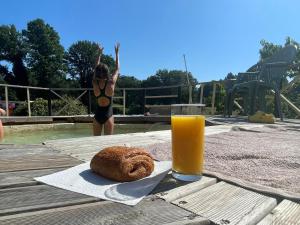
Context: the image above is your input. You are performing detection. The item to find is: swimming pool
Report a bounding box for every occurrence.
[2,123,171,145]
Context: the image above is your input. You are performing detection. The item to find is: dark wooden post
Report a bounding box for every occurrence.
[48,89,52,116]
[88,90,91,115]
[143,89,147,114]
[177,86,181,104]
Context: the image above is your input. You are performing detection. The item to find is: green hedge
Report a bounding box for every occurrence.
[14,96,87,116]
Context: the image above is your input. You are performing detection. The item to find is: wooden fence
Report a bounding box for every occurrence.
[0,82,234,117]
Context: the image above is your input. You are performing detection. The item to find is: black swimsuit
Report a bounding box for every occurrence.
[94,80,113,124]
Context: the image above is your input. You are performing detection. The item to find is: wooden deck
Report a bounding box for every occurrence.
[0,123,300,224]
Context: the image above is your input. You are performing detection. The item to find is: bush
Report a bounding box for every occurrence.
[14,96,87,116]
[52,95,87,115]
[31,98,48,116]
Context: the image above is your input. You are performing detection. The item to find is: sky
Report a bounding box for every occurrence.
[1,0,300,82]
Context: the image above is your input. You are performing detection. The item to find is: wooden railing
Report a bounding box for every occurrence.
[0,82,226,117]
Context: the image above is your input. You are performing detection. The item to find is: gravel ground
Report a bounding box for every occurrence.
[144,123,300,194]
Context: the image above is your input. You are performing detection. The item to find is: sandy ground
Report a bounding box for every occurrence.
[144,123,300,194]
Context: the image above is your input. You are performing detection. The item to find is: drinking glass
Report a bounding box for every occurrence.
[171,104,205,181]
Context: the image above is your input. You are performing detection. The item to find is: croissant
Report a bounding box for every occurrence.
[90,146,154,182]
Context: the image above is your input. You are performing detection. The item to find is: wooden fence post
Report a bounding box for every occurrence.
[177,86,181,104]
[143,89,146,114]
[123,89,126,115]
[188,85,193,104]
[48,89,52,116]
[27,88,31,117]
[211,83,216,115]
[88,90,91,115]
[200,84,205,104]
[5,86,9,117]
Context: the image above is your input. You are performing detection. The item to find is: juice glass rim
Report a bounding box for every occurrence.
[171,115,205,118]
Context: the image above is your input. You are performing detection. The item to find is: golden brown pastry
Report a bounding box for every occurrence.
[90,146,154,182]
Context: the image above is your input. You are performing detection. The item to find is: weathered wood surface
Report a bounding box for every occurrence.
[1,122,300,225]
[0,185,98,216]
[0,145,81,173]
[0,116,53,125]
[257,199,300,225]
[172,182,277,225]
[45,124,264,162]
[204,170,300,203]
[0,199,202,225]
[0,168,69,189]
[156,176,217,202]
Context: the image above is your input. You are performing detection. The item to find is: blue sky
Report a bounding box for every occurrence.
[1,0,300,82]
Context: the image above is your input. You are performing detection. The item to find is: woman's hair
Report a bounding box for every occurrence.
[95,63,110,79]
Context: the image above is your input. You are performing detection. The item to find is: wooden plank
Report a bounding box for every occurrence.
[0,154,81,172]
[123,89,126,115]
[164,217,210,225]
[145,104,171,108]
[0,168,70,189]
[204,170,300,203]
[145,95,178,99]
[0,185,98,216]
[0,198,200,225]
[200,84,205,104]
[257,200,300,225]
[44,125,264,162]
[172,182,277,225]
[5,86,8,118]
[155,176,217,202]
[211,83,216,115]
[0,145,81,172]
[27,88,31,117]
[0,116,53,124]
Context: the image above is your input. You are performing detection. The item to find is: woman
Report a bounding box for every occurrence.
[92,43,120,135]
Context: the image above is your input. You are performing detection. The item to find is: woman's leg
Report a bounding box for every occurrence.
[93,118,103,136]
[104,116,114,135]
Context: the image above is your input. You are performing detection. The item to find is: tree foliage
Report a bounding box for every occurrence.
[66,40,115,88]
[23,19,67,88]
[142,69,197,87]
[0,25,29,86]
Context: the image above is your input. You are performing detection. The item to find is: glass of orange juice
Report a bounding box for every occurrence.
[171,104,205,181]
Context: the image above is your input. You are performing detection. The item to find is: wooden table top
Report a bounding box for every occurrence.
[1,123,300,225]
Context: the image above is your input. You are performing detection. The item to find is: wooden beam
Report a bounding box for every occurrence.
[188,85,193,104]
[145,105,171,108]
[271,90,300,116]
[172,182,277,225]
[0,83,49,90]
[211,83,216,115]
[5,86,9,117]
[27,88,31,117]
[112,96,124,99]
[55,90,87,116]
[123,89,126,115]
[145,95,178,99]
[200,84,205,104]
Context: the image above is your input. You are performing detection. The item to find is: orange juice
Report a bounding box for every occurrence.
[171,115,205,175]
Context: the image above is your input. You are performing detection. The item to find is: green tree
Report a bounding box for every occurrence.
[142,69,198,104]
[0,25,29,86]
[114,75,143,114]
[142,69,197,87]
[258,38,300,118]
[116,75,141,88]
[23,19,67,88]
[259,40,282,61]
[225,72,236,80]
[66,40,115,88]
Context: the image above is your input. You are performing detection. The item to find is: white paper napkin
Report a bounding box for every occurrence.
[35,161,171,205]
